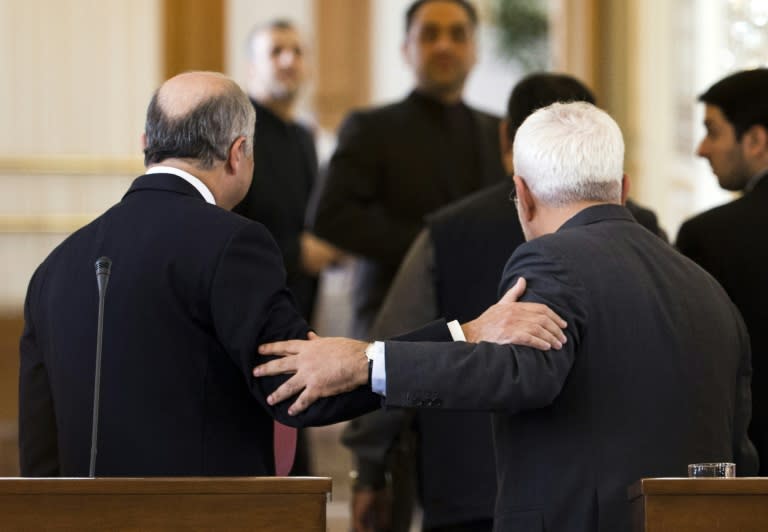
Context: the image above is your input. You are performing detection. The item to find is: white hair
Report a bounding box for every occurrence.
[512,101,624,206]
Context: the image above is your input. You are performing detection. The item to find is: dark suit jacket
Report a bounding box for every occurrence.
[677,174,768,474]
[315,91,506,336]
[234,101,319,320]
[19,173,379,477]
[384,205,757,532]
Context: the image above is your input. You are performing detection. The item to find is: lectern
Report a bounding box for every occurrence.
[630,477,768,532]
[0,476,331,531]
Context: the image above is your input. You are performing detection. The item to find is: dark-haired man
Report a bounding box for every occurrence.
[18,71,379,477]
[314,0,506,339]
[676,67,768,473]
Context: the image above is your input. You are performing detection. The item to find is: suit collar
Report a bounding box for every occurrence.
[123,172,209,203]
[558,204,636,232]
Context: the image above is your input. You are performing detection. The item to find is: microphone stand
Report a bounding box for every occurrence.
[90,257,112,478]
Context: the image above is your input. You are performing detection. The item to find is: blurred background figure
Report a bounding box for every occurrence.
[236,19,342,324]
[236,19,343,477]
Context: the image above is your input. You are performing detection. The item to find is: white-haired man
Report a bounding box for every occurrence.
[255,102,757,531]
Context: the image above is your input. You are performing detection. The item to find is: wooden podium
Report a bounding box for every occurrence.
[630,478,768,531]
[0,476,331,531]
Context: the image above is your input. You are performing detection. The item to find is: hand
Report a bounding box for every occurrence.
[300,232,345,275]
[462,277,568,349]
[254,333,369,415]
[351,487,392,532]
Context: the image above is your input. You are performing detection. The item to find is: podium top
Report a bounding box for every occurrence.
[629,477,768,500]
[0,476,332,495]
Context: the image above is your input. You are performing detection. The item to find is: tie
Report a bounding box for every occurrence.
[273,421,297,476]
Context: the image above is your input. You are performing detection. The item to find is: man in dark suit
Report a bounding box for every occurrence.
[341,73,668,532]
[314,0,506,339]
[257,101,757,531]
[18,71,379,477]
[676,68,768,474]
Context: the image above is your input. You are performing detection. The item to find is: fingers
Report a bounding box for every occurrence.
[499,277,526,303]
[307,330,320,340]
[265,374,305,406]
[286,388,317,416]
[253,356,299,377]
[258,339,306,356]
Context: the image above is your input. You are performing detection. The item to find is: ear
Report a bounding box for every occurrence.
[227,136,249,174]
[744,124,768,155]
[401,39,412,69]
[621,173,631,205]
[140,133,147,150]
[513,175,535,222]
[499,119,513,175]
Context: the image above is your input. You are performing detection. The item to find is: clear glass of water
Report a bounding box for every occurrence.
[688,462,736,478]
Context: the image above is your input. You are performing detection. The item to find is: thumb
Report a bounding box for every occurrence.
[500,277,526,303]
[307,331,322,340]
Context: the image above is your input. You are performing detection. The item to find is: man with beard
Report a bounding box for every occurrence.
[314,0,506,339]
[235,20,341,323]
[677,68,768,474]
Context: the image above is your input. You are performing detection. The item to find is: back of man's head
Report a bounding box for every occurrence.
[506,73,596,143]
[699,68,768,139]
[144,71,256,169]
[514,101,624,206]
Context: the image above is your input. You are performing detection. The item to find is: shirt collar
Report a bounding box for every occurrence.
[146,166,216,205]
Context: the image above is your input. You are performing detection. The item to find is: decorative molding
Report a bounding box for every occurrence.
[0,156,144,176]
[0,215,98,234]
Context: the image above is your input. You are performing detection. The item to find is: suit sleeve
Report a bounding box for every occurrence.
[314,112,421,266]
[210,222,380,427]
[383,244,587,413]
[18,267,60,476]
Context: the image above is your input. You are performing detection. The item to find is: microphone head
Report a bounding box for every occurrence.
[95,256,112,276]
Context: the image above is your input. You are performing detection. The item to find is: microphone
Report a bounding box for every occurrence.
[90,256,112,478]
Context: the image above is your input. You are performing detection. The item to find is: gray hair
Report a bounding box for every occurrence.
[143,74,255,169]
[513,101,624,206]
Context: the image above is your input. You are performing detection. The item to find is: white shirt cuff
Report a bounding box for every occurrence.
[447,319,466,341]
[368,341,387,396]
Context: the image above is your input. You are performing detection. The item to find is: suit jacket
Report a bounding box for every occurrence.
[342,186,668,529]
[384,204,757,532]
[315,91,506,336]
[234,100,319,320]
[677,174,768,474]
[19,173,379,477]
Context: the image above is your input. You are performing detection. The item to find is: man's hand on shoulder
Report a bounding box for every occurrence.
[462,277,568,349]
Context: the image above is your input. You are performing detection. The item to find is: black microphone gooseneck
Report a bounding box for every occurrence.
[90,256,112,478]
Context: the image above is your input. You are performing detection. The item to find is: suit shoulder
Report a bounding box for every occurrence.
[679,197,746,234]
[428,182,512,225]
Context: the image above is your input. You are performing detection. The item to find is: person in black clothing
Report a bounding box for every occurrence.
[314,0,507,340]
[235,20,341,322]
[235,20,342,477]
[677,68,768,474]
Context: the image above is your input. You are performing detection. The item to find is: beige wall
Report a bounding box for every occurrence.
[0,0,159,311]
